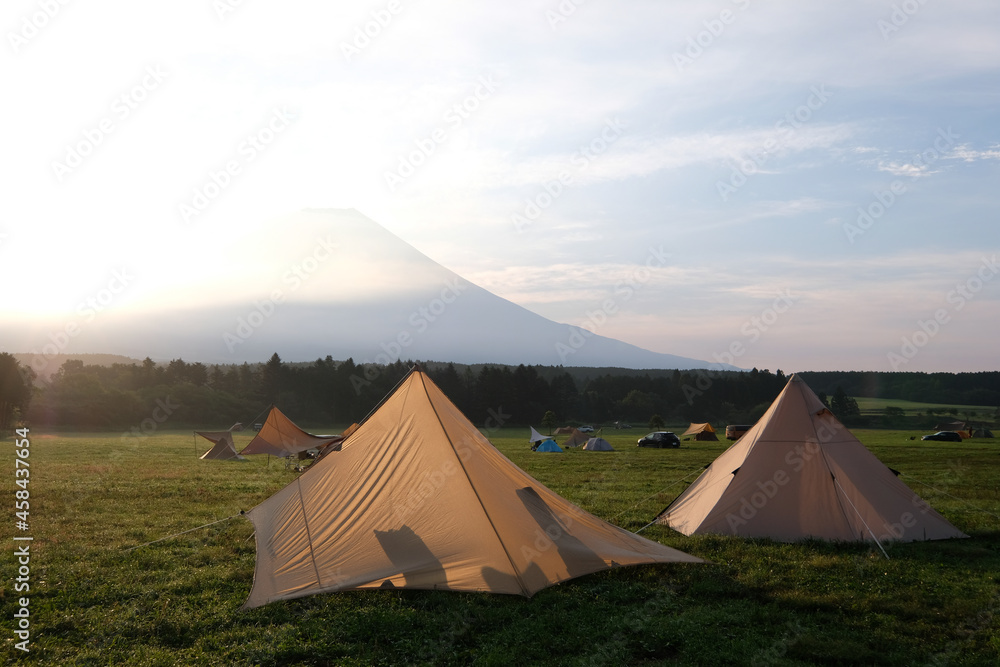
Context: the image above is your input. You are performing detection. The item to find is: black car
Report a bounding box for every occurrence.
[921,431,963,442]
[638,431,680,448]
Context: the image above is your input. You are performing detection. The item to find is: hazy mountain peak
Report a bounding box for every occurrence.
[4,209,731,370]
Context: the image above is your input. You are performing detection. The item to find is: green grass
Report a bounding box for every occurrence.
[852,397,996,418]
[3,428,999,665]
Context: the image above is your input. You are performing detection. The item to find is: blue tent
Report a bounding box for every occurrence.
[535,439,563,452]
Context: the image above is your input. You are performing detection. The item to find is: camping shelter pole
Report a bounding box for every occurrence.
[833,478,890,559]
[634,521,656,534]
[353,364,416,430]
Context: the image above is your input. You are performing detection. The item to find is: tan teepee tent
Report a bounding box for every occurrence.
[239,405,342,457]
[656,375,967,544]
[242,367,700,609]
[681,423,718,441]
[196,431,245,461]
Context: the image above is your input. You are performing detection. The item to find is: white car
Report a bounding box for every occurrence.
[578,426,594,433]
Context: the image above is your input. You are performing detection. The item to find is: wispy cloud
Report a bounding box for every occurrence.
[948,143,1000,162]
[877,160,939,178]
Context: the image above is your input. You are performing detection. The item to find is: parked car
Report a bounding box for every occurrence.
[921,431,963,442]
[578,426,594,433]
[725,424,751,440]
[638,431,680,448]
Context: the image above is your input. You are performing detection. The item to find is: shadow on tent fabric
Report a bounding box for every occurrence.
[373,525,447,589]
[516,486,606,578]
[480,560,546,595]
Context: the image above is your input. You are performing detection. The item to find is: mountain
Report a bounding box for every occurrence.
[4,209,731,370]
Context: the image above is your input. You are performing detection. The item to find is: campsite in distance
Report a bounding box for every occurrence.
[3,353,999,665]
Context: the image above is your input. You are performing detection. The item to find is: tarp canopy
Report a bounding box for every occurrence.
[529,426,546,443]
[314,423,360,463]
[681,423,718,440]
[196,431,245,461]
[535,439,563,452]
[562,429,590,448]
[655,375,967,544]
[242,367,700,609]
[582,437,614,451]
[239,406,343,457]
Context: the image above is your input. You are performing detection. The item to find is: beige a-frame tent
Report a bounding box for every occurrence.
[242,367,700,609]
[196,431,245,461]
[656,375,967,544]
[562,428,590,448]
[239,405,343,457]
[681,423,718,441]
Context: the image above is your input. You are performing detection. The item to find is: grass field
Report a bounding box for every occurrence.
[3,427,999,666]
[852,397,997,418]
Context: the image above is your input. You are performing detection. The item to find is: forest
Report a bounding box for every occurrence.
[1,352,998,433]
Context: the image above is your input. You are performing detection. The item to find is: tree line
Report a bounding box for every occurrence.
[1,352,997,433]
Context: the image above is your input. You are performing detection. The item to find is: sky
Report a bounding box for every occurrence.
[2,0,998,373]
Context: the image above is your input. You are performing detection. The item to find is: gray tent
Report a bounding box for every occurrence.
[582,437,614,451]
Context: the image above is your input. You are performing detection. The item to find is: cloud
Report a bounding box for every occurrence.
[947,144,1000,162]
[877,161,938,178]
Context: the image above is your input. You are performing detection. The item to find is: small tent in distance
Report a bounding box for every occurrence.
[535,439,563,452]
[239,405,343,458]
[562,429,590,448]
[241,366,700,609]
[582,437,614,451]
[196,431,245,461]
[655,375,967,545]
[681,423,718,441]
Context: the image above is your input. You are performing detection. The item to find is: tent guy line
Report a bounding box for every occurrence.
[123,514,241,554]
[615,465,708,529]
[900,474,1000,523]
